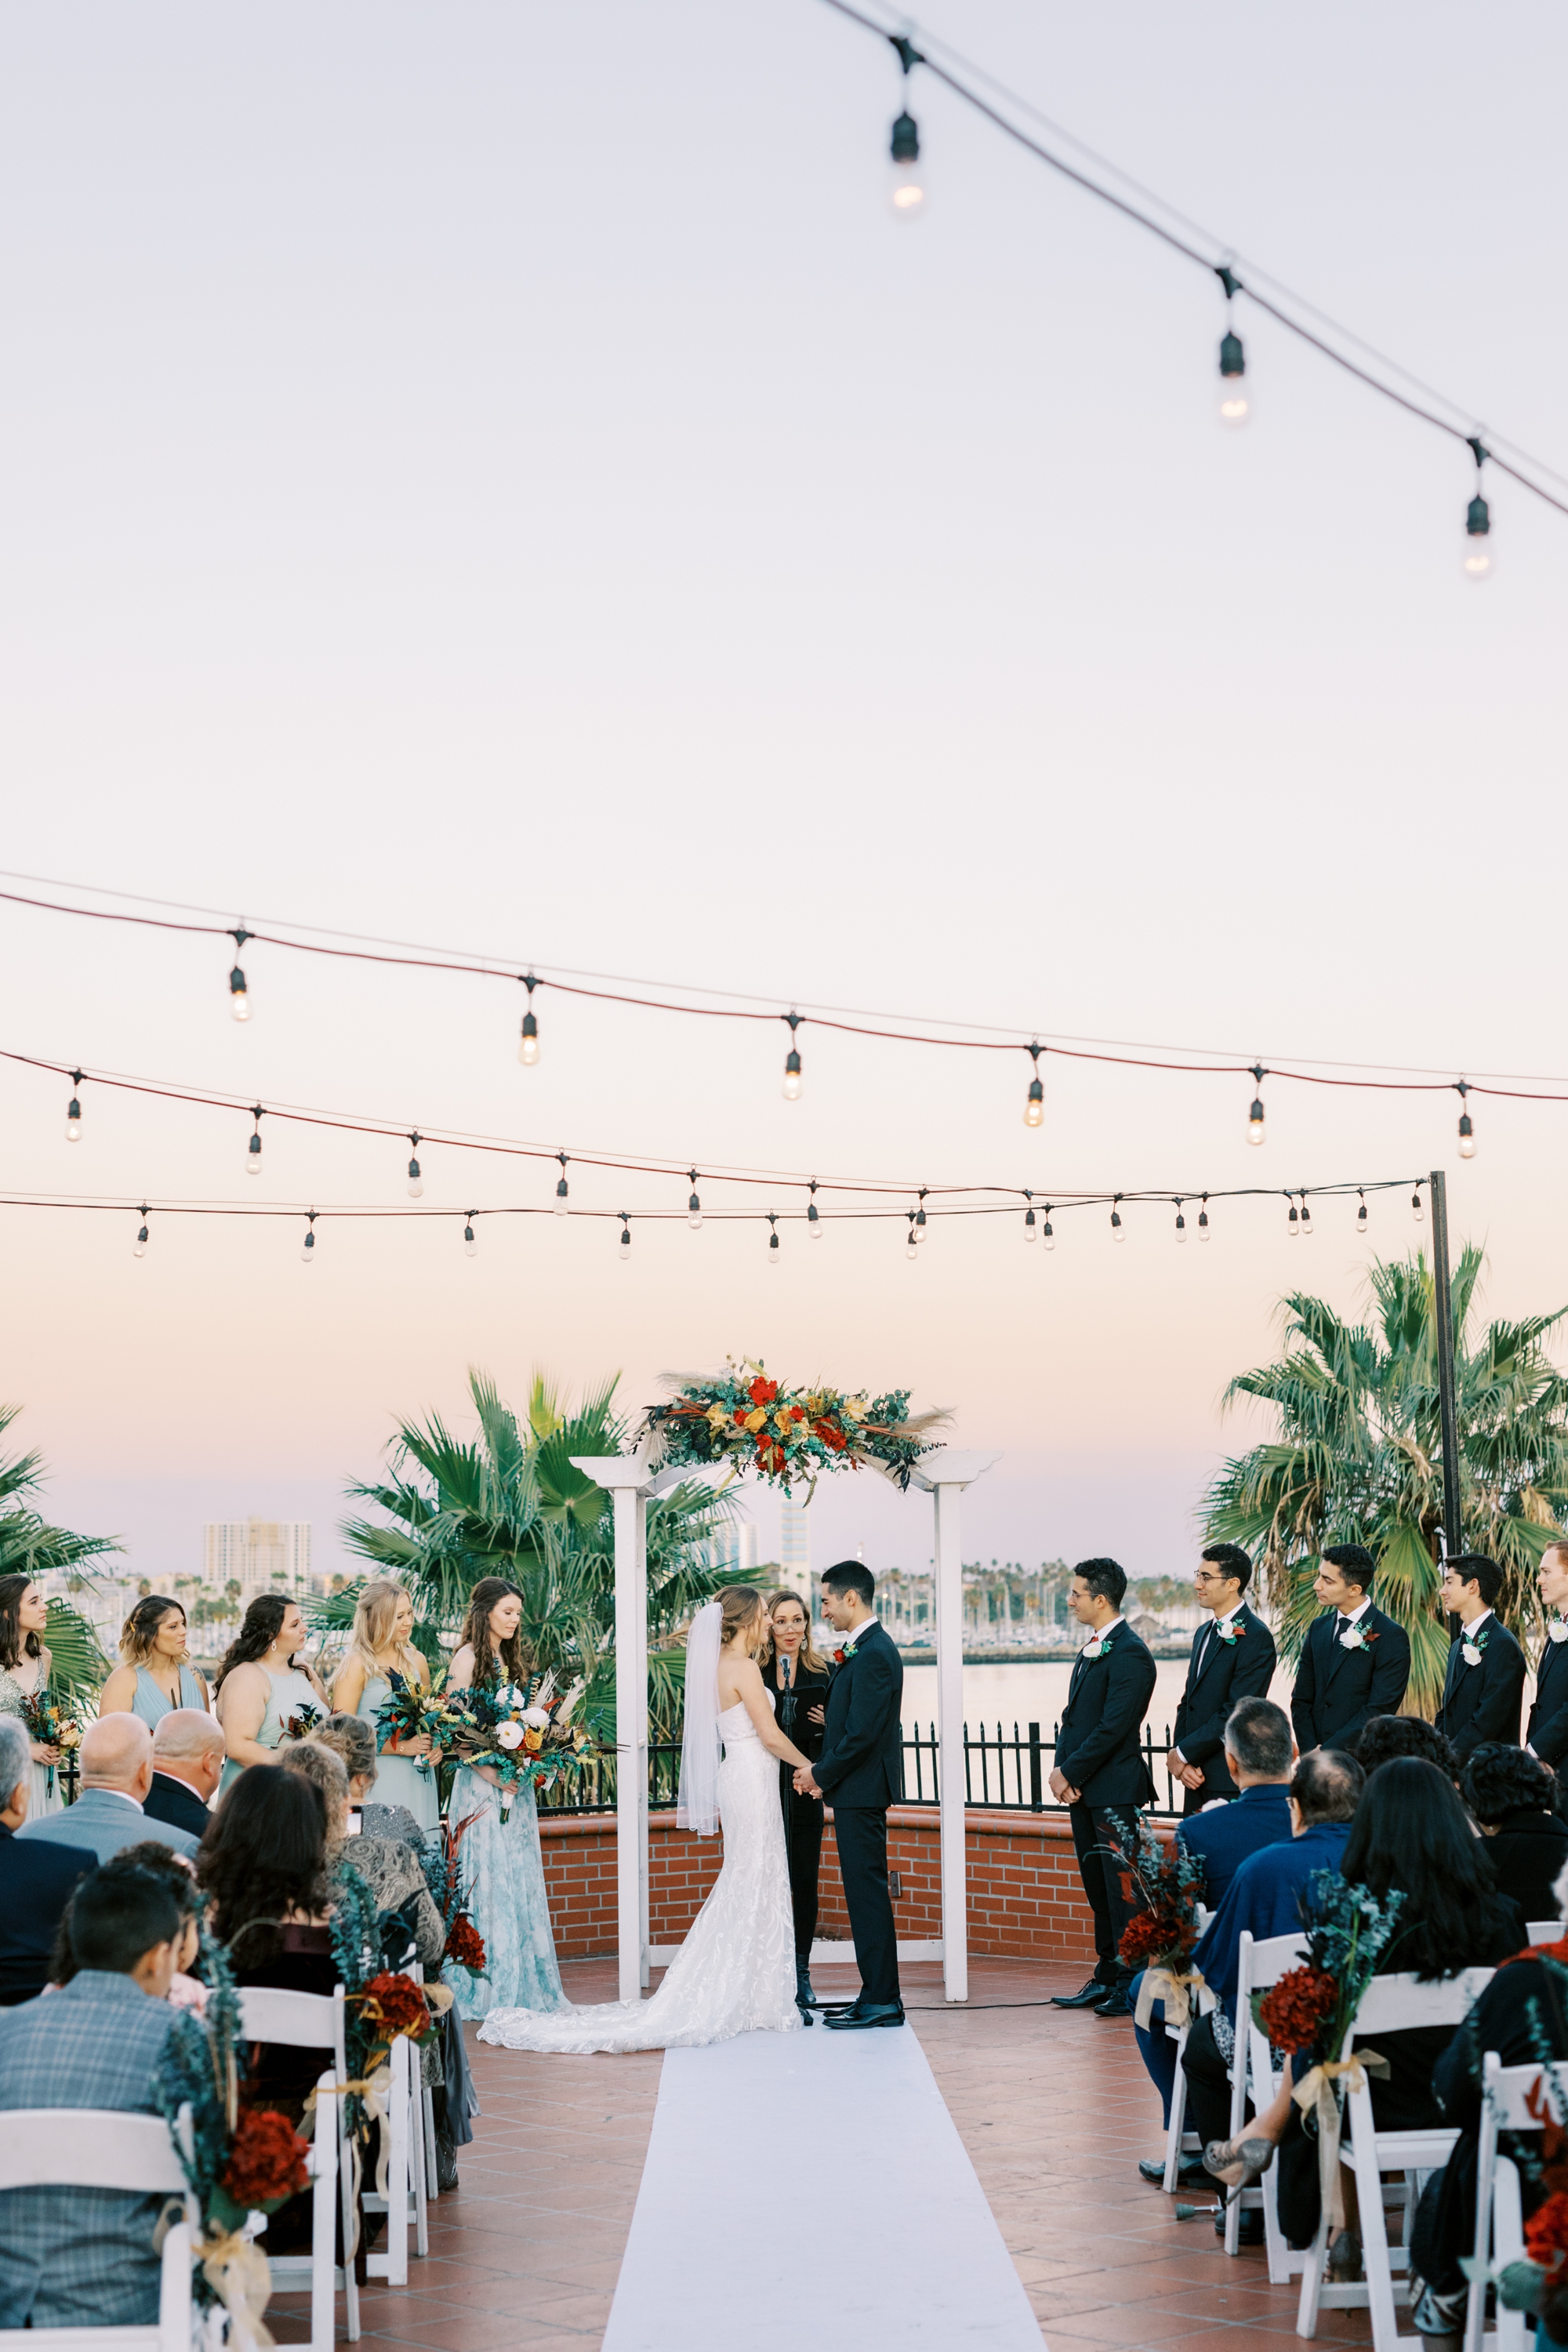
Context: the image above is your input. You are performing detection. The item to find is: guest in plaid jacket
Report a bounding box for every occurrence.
[0,1866,183,2328]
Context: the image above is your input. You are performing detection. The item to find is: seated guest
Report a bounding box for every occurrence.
[1352,1712,1461,1783]
[279,1735,444,1973]
[16,1714,199,1863]
[198,1765,338,2258]
[0,1715,87,2005]
[314,1709,426,1849]
[1460,1741,1568,1923]
[50,1843,205,2012]
[1203,1759,1522,2281]
[143,1708,225,1839]
[1133,1696,1297,2190]
[1433,1554,1526,1762]
[1175,1748,1363,2229]
[0,1866,183,2328]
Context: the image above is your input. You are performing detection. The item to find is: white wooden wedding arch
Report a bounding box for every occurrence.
[571,1446,998,2006]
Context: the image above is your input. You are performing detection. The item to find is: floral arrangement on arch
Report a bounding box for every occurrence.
[639,1359,949,1494]
[1105,1818,1207,2028]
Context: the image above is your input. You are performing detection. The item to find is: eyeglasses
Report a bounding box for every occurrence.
[1192,1572,1235,1587]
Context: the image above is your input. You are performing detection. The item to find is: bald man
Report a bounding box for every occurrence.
[143,1710,223,1842]
[17,1715,199,1862]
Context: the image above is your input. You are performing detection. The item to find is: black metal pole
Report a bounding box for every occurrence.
[1430,1167,1463,1563]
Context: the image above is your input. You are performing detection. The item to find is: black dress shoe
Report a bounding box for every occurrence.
[1050,1976,1116,2009]
[1214,2206,1265,2245]
[824,2001,905,2031]
[1092,1983,1136,2017]
[1138,2157,1210,2189]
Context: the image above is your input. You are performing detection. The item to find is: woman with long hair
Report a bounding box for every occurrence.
[212,1593,328,1795]
[1204,1757,1522,2275]
[479,1584,811,2055]
[760,1588,835,2014]
[100,1595,209,1728]
[328,1578,439,1832]
[0,1573,64,1820]
[442,1577,567,2021]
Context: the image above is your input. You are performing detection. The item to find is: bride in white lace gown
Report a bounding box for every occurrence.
[477,1586,811,2056]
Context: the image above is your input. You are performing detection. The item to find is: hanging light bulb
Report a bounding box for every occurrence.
[1247,1065,1267,1146]
[1287,1196,1299,1237]
[1174,1202,1186,1243]
[1463,438,1492,581]
[767,1214,781,1265]
[1300,1192,1313,1237]
[65,1071,83,1142]
[1042,1205,1055,1251]
[554,1152,570,1215]
[619,1214,632,1265]
[1357,1190,1370,1238]
[464,1217,477,1258]
[1110,1198,1125,1243]
[301,1212,317,1265]
[133,1207,149,1258]
[1023,1196,1036,1242]
[1198,1196,1210,1240]
[808,1181,822,1240]
[782,1012,803,1101]
[889,108,924,215]
[906,1214,920,1261]
[1215,268,1249,426]
[228,927,252,1022]
[517,973,540,1065]
[1024,1045,1044,1128]
[406,1133,423,1199]
[1412,1186,1425,1224]
[688,1171,702,1231]
[246,1107,264,1177]
[1456,1081,1476,1158]
[915,1192,928,1241]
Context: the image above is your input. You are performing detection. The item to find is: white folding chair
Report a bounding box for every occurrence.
[1464,2050,1568,2352]
[1158,1902,1213,2193]
[1297,1965,1495,2350]
[361,2030,416,2285]
[1526,1922,1563,1945]
[238,1982,360,2347]
[0,2106,198,2350]
[1222,1929,1310,2278]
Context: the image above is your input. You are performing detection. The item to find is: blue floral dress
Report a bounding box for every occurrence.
[444,1744,568,2022]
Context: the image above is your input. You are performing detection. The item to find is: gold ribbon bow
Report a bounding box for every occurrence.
[304,2063,394,2199]
[198,2225,277,2352]
[1134,1965,1204,2032]
[1291,2049,1388,2229]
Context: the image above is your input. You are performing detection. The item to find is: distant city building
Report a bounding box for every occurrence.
[709,1523,759,1577]
[779,1497,811,1603]
[205,1519,312,1596]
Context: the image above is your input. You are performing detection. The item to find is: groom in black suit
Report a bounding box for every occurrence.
[1048,1559,1158,2018]
[796,1561,905,2031]
[1167,1543,1278,1813]
[1290,1544,1411,1753]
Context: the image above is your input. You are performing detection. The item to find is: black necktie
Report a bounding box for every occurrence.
[1192,1622,1213,1681]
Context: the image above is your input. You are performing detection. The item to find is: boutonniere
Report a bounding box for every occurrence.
[833,1645,854,1665]
[1081,1632,1115,1661]
[1338,1624,1377,1651]
[1215,1620,1244,1646]
[1461,1628,1490,1668]
[1549,1621,1568,1645]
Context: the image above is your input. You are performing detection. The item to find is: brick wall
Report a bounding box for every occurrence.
[539,1807,1173,1966]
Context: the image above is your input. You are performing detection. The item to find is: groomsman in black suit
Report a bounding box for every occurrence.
[1167,1544,1279,1814]
[1527,1541,1568,1809]
[1433,1554,1526,1762]
[1048,1559,1158,2019]
[1290,1544,1411,1754]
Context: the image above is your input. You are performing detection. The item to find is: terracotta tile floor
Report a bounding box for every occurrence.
[269,1953,1376,2350]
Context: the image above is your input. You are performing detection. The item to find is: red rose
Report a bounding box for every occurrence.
[1258,1965,1339,2056]
[733,1409,750,1428]
[223,2108,311,2208]
[749,1377,779,1406]
[1526,2190,1568,2270]
[833,1648,846,1664]
[445,1913,488,1972]
[352,1970,434,2042]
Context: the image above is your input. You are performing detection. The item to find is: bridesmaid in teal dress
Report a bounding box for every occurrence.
[213,1594,330,1797]
[99,1595,210,1730]
[444,1577,567,2022]
[329,1577,441,1835]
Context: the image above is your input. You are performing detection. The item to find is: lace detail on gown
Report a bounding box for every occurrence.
[477,1698,801,2054]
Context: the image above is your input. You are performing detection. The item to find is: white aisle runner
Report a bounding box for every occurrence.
[601,2024,1044,2351]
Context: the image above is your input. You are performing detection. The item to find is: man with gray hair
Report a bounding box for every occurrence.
[16,1715,198,1863]
[143,1708,223,1842]
[0,1715,89,2004]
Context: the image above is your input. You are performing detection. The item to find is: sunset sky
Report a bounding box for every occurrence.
[2,1,1564,1589]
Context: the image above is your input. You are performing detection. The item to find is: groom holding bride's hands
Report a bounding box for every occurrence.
[793,1561,906,2031]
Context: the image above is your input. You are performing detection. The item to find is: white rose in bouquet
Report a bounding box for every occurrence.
[495,1720,525,1750]
[522,1706,552,1728]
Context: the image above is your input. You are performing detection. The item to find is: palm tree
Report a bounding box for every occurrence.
[0,1406,117,1704]
[335,1369,746,1734]
[1200,1248,1568,1715]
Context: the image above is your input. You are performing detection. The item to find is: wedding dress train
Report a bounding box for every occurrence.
[476,1697,801,2055]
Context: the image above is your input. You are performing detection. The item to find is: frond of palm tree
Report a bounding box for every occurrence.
[1202,1246,1568,1716]
[0,1405,120,1593]
[338,1368,747,1739]
[45,1599,111,1709]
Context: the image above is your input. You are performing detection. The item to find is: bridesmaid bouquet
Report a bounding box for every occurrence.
[374,1671,446,1773]
[281,1700,324,1741]
[20,1690,83,1796]
[444,1671,597,1817]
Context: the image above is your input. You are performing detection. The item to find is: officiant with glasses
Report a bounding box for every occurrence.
[761,1588,835,2016]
